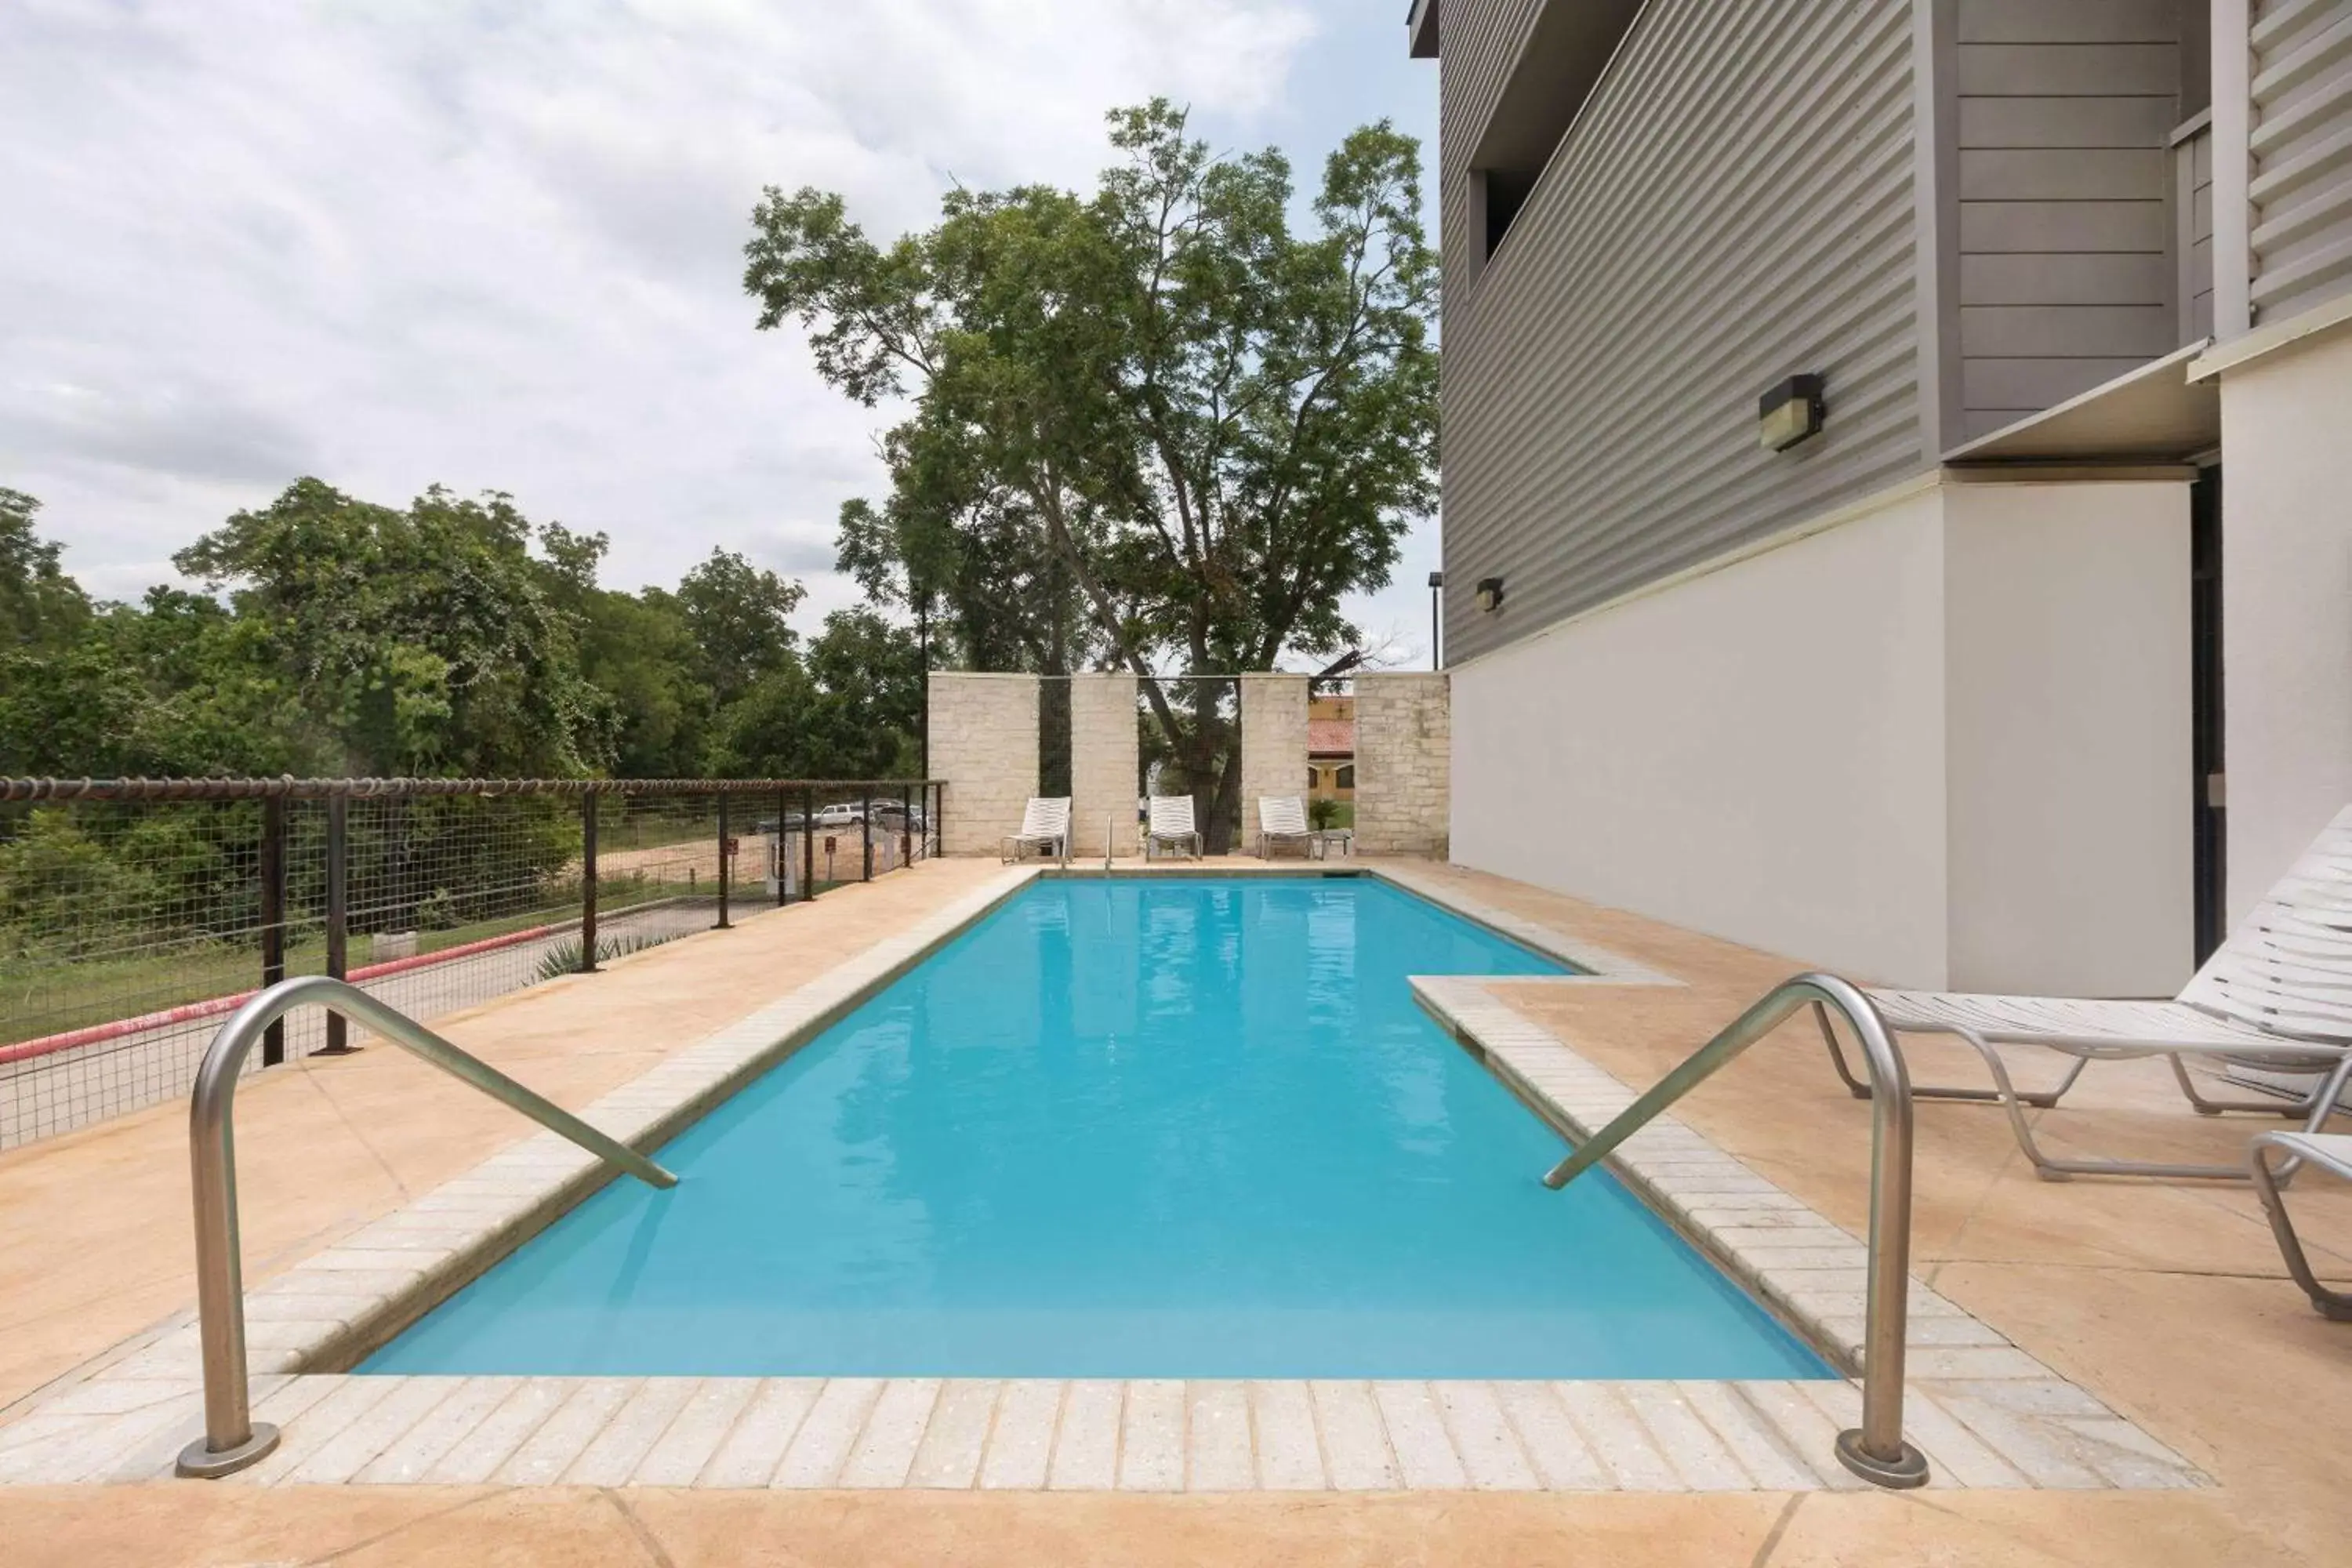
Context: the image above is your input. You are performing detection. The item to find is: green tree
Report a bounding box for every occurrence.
[532,524,707,779]
[0,481,929,791]
[1,488,90,651]
[175,479,607,776]
[746,100,1437,844]
[670,547,806,709]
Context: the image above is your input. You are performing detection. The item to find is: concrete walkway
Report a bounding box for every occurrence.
[4,857,2352,1564]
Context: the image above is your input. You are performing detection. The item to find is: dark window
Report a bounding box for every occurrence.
[1482,169,1538,258]
[1337,764,1356,790]
[1307,765,1320,788]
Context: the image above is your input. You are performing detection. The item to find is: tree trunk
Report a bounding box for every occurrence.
[1204,729,1243,856]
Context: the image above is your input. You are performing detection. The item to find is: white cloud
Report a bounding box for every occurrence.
[1,0,1444,662]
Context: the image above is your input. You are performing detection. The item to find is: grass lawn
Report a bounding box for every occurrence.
[2,869,877,1048]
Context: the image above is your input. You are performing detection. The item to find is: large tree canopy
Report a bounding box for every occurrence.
[174,479,606,776]
[0,481,916,785]
[2,488,89,652]
[746,100,1437,842]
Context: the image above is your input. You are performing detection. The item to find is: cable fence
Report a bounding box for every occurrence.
[0,776,942,1150]
[1138,675,1243,853]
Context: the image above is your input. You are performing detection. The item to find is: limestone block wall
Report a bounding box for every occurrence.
[928,673,1040,855]
[1069,673,1139,859]
[1354,673,1450,856]
[1237,674,1309,835]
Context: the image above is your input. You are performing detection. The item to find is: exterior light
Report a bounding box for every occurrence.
[1759,373,1825,452]
[1475,575,1505,613]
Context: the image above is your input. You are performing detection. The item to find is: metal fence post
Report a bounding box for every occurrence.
[715,792,731,930]
[319,794,352,1054]
[786,789,804,912]
[901,784,913,866]
[935,782,946,858]
[259,797,286,1066]
[862,789,873,881]
[802,786,815,898]
[579,793,599,973]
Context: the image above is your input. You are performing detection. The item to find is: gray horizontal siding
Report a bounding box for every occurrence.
[1439,0,1547,296]
[2249,0,2352,322]
[1961,250,2172,303]
[1439,0,1920,665]
[1443,0,1546,154]
[1958,200,2169,250]
[1954,0,2182,439]
[1956,94,2181,146]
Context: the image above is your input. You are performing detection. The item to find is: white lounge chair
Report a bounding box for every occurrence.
[1144,795,1203,861]
[1000,797,1071,866]
[1817,804,2352,1181]
[2250,1131,2352,1319]
[1256,796,1312,858]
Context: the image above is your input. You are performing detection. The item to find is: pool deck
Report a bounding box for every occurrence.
[4,855,2351,1563]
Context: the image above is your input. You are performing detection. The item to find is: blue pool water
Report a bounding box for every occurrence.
[365,877,1828,1379]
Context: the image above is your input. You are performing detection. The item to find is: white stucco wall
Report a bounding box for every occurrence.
[1451,484,1954,985]
[1450,474,2194,992]
[1943,481,2193,996]
[2218,326,2352,924]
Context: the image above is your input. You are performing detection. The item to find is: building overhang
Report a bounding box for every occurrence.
[1943,343,2221,469]
[1470,0,1646,172]
[1408,0,1438,59]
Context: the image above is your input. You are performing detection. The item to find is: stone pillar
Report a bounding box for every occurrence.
[1069,672,1139,861]
[1354,673,1450,857]
[927,673,1040,855]
[1237,673,1311,847]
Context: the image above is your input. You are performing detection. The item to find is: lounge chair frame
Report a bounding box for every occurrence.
[1000,797,1072,866]
[1817,805,2352,1181]
[2250,1131,2352,1319]
[1144,796,1203,861]
[1254,796,1313,858]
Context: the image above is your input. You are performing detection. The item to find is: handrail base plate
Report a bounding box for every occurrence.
[176,1421,280,1479]
[1835,1428,1929,1490]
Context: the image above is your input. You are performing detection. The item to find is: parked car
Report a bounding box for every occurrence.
[753,811,808,835]
[809,800,928,830]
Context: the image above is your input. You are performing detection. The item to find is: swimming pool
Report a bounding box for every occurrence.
[363,876,1828,1380]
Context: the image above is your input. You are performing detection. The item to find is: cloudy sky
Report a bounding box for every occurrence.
[1,1,1441,666]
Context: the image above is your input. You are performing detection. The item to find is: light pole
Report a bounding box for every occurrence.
[914,580,931,782]
[1427,570,1444,669]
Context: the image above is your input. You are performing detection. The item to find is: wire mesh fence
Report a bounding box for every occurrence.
[0,776,942,1150]
[1138,675,1243,853]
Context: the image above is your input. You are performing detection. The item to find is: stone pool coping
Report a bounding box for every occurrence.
[0,862,2205,1493]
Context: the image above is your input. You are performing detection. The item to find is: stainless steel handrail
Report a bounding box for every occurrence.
[1540,971,1930,1489]
[174,975,677,1479]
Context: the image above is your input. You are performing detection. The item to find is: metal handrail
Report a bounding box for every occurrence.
[174,976,677,1479]
[1540,971,1930,1489]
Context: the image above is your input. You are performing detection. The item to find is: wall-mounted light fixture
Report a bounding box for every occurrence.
[1475,575,1506,613]
[1759,373,1826,452]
